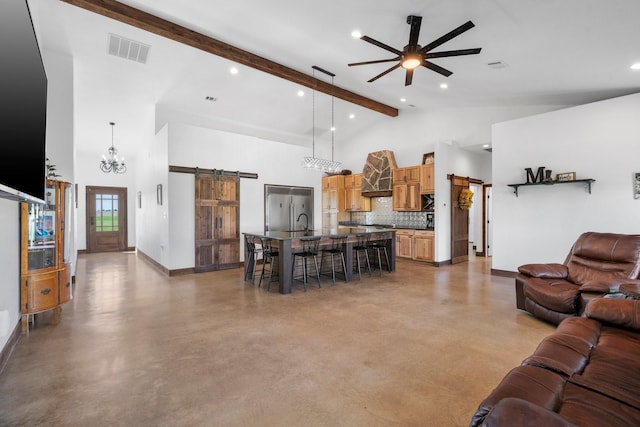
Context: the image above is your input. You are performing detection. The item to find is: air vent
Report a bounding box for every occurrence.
[107,33,150,64]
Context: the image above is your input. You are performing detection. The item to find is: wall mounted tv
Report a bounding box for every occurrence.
[0,0,47,204]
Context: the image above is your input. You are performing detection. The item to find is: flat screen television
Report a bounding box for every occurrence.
[0,0,47,203]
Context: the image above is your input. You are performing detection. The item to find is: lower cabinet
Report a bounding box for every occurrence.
[413,231,435,262]
[395,230,415,259]
[395,229,435,263]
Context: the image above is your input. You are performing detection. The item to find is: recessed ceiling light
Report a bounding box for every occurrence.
[483,144,490,148]
[440,83,448,89]
[400,98,406,102]
[297,90,305,97]
[351,30,362,38]
[349,113,355,119]
[631,62,640,70]
[331,126,336,132]
[230,67,239,75]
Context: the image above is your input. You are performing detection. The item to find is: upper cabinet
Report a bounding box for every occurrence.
[420,164,434,194]
[392,167,421,211]
[321,175,345,212]
[344,173,371,212]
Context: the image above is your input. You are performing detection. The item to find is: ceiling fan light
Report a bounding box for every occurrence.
[401,54,422,70]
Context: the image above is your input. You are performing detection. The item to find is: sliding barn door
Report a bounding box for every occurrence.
[194,171,240,272]
[450,175,470,264]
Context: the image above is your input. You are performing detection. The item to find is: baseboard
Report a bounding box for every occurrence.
[136,249,170,275]
[136,249,197,276]
[0,319,21,376]
[475,251,486,257]
[432,259,450,267]
[491,268,517,278]
[77,249,87,254]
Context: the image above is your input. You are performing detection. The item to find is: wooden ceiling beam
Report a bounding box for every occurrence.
[61,0,399,117]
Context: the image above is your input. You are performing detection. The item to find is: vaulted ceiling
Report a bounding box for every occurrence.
[30,0,640,157]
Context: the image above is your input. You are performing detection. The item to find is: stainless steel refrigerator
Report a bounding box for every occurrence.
[264,185,313,232]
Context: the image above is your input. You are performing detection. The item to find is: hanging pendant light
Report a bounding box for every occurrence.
[100,122,127,174]
[302,66,342,173]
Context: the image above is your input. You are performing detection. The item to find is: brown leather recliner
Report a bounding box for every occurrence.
[515,232,640,324]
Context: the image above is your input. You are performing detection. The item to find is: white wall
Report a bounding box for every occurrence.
[136,122,323,270]
[0,201,20,351]
[492,92,640,272]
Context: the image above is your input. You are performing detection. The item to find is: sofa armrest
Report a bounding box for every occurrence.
[579,278,640,293]
[478,397,578,427]
[584,298,640,330]
[518,263,568,279]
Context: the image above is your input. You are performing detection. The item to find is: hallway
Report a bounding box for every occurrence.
[0,253,553,426]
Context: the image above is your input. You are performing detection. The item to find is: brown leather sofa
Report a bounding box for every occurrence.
[515,232,640,324]
[470,297,640,427]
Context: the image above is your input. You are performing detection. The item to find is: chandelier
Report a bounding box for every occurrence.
[100,122,127,174]
[302,66,342,173]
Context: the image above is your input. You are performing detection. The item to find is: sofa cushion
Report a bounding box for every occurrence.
[523,317,600,376]
[559,382,640,427]
[479,398,578,427]
[569,324,640,411]
[566,232,640,286]
[469,365,567,427]
[523,278,580,314]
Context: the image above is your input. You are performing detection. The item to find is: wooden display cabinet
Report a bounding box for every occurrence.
[20,180,73,333]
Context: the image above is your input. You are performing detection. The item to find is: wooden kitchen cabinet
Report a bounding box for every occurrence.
[344,173,371,212]
[420,164,435,194]
[393,167,422,211]
[20,180,73,333]
[413,230,435,262]
[322,175,347,229]
[395,229,415,259]
[394,166,420,183]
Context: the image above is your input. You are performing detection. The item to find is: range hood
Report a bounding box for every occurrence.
[361,150,398,197]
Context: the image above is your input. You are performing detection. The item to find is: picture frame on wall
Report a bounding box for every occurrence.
[634,173,640,199]
[556,172,576,182]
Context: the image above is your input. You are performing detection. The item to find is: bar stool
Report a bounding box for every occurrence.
[369,232,391,275]
[292,236,322,291]
[353,233,372,280]
[243,235,263,283]
[320,235,348,285]
[259,237,279,290]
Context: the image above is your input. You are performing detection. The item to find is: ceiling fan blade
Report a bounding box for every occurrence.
[422,61,453,77]
[421,21,476,53]
[425,48,482,58]
[407,15,422,48]
[360,36,403,56]
[405,69,414,86]
[348,57,400,67]
[367,63,401,82]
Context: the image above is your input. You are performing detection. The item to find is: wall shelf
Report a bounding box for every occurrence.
[508,179,595,197]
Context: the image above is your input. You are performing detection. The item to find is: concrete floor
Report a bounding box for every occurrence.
[0,252,554,427]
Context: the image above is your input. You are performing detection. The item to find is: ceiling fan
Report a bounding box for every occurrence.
[348,15,481,86]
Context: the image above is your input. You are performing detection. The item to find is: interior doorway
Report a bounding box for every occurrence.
[448,174,483,264]
[86,186,128,252]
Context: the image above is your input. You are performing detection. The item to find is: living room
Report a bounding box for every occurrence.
[1,1,640,425]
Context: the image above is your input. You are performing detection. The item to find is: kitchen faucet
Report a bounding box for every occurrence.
[296,212,309,231]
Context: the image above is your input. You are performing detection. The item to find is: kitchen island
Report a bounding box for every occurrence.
[243,228,396,294]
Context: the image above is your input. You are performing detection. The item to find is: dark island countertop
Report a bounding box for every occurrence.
[243,227,395,241]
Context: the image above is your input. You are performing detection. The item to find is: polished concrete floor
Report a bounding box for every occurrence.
[0,252,554,427]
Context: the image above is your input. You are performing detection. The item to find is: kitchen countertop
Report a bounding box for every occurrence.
[244,227,396,240]
[338,222,434,231]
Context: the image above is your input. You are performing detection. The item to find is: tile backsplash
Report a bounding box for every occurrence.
[349,196,434,228]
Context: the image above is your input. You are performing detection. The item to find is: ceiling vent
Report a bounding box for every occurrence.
[107,33,150,64]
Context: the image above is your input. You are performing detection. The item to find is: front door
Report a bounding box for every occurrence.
[86,186,128,252]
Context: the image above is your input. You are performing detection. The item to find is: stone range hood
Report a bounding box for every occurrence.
[361,150,398,197]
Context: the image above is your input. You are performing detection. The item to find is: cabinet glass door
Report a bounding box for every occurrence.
[27,182,57,270]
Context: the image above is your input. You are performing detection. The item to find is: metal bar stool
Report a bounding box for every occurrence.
[291,236,322,291]
[259,237,279,290]
[353,233,372,280]
[369,232,391,275]
[320,235,348,285]
[243,235,263,283]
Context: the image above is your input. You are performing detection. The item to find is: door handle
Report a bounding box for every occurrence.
[90,216,95,226]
